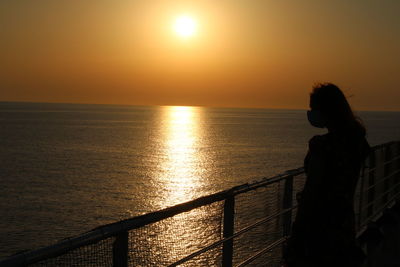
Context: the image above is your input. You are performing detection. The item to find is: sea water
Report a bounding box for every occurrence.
[0,102,399,259]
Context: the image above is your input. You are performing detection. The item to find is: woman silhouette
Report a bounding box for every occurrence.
[284,83,370,267]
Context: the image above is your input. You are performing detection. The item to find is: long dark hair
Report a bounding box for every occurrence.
[310,83,366,136]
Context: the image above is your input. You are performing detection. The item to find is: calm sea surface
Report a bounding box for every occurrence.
[0,102,399,259]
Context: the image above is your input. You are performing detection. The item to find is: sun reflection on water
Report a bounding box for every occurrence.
[145,107,222,265]
[161,106,203,206]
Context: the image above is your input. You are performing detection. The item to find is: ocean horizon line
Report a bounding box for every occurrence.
[1,100,399,113]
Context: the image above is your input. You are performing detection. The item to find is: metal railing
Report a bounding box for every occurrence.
[356,141,400,232]
[1,141,399,267]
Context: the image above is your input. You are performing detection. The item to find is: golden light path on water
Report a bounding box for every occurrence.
[143,106,222,265]
[161,106,203,205]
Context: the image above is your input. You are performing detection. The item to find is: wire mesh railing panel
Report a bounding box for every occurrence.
[355,141,400,229]
[242,243,282,267]
[292,172,306,200]
[291,172,306,223]
[233,221,282,267]
[182,244,223,267]
[127,201,223,266]
[29,236,115,267]
[232,183,283,266]
[354,155,373,230]
[385,142,400,202]
[235,183,282,229]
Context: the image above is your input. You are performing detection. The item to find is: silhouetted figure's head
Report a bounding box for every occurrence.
[309,83,365,136]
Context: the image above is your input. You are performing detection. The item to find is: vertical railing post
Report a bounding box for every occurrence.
[375,147,386,213]
[367,150,376,219]
[383,145,392,203]
[222,194,235,267]
[395,142,400,197]
[282,176,293,237]
[113,231,128,267]
[357,160,367,229]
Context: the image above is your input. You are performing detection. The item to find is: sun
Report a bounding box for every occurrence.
[173,15,197,38]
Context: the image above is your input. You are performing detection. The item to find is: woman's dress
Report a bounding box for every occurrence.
[285,131,370,267]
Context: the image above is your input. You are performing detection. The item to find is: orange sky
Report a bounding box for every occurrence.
[1,0,399,110]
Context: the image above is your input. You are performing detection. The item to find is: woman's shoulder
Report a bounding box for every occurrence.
[309,132,370,160]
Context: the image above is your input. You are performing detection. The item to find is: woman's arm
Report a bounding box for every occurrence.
[300,136,329,218]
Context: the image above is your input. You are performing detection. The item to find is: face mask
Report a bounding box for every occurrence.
[307,110,327,128]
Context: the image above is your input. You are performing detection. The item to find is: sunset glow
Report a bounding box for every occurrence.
[0,1,399,110]
[173,15,197,38]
